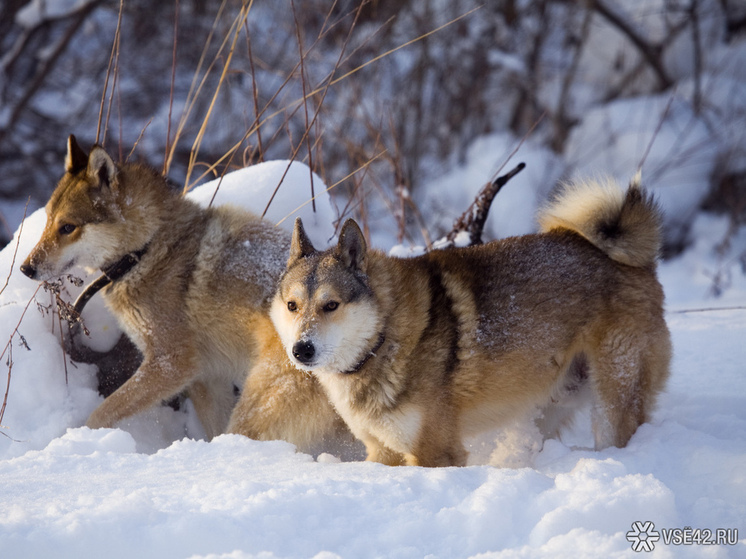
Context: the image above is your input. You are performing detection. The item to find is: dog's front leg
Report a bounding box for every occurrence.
[409,404,468,467]
[85,346,197,432]
[363,437,406,466]
[189,379,239,440]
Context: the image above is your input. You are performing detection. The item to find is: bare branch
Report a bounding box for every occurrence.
[97,0,124,146]
[552,3,593,152]
[0,0,104,144]
[274,150,388,228]
[593,0,673,90]
[260,0,368,218]
[0,284,42,426]
[0,198,29,298]
[164,0,231,177]
[636,92,676,174]
[184,1,254,191]
[668,306,746,314]
[163,0,181,175]
[291,0,316,212]
[446,163,526,247]
[245,23,264,163]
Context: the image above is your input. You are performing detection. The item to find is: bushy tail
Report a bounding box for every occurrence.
[537,176,663,268]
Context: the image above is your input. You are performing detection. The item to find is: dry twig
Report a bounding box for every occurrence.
[0,0,103,145]
[96,0,124,146]
[0,284,42,427]
[445,163,526,247]
[0,198,29,298]
[593,0,672,90]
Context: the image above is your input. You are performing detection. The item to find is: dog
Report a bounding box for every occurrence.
[20,135,346,447]
[270,178,672,467]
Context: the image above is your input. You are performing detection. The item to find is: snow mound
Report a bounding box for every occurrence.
[189,160,337,248]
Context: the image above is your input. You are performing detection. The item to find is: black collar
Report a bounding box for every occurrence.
[72,245,149,315]
[343,331,386,375]
[101,245,149,282]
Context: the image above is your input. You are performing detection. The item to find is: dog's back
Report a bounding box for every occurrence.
[417,177,670,453]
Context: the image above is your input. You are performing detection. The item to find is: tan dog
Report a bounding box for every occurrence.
[270,179,672,467]
[21,136,346,447]
[227,311,359,456]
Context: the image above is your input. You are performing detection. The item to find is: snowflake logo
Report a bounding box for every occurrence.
[626,521,660,552]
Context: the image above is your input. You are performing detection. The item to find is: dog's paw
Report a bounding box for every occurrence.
[85,408,112,430]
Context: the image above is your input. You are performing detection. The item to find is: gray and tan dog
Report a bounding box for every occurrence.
[271,178,672,467]
[21,136,345,447]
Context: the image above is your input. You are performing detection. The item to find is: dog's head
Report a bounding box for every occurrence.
[21,136,139,281]
[271,218,383,374]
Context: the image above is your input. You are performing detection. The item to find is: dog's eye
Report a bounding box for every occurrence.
[58,224,76,235]
[287,301,297,312]
[323,301,339,312]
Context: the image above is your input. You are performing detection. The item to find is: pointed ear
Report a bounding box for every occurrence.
[65,135,88,174]
[337,219,367,272]
[288,217,317,265]
[86,145,118,191]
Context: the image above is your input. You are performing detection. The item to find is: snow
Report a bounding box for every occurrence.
[1,152,745,558]
[15,0,98,29]
[187,160,337,248]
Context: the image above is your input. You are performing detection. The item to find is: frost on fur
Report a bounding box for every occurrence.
[537,177,663,268]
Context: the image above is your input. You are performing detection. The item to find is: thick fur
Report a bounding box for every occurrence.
[272,179,671,467]
[21,136,346,447]
[226,312,359,455]
[537,176,662,267]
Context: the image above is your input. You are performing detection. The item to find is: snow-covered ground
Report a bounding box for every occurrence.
[0,155,744,558]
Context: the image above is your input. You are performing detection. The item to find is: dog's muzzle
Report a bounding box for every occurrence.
[292,340,316,365]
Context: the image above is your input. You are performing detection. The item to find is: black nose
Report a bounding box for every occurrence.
[292,340,316,364]
[20,263,37,279]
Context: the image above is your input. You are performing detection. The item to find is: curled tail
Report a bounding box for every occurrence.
[537,176,663,268]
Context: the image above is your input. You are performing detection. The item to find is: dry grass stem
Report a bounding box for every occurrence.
[0,284,42,426]
[275,150,387,228]
[163,0,181,174]
[0,198,29,298]
[96,0,124,146]
[187,3,477,198]
[184,1,255,191]
[165,0,231,175]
